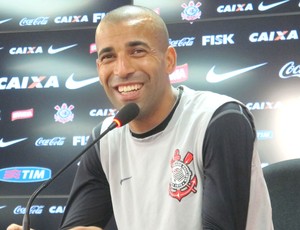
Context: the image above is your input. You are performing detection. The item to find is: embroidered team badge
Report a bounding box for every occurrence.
[169,149,198,201]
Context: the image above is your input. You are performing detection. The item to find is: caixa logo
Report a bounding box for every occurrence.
[0,167,51,183]
[49,206,66,214]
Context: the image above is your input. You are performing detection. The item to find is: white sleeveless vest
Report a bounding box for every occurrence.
[98,86,273,230]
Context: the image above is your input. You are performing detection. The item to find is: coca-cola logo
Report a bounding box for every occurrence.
[19,17,49,26]
[14,205,44,215]
[35,137,66,146]
[169,37,195,47]
[279,61,300,79]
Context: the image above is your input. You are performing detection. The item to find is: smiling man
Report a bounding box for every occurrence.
[95,6,177,135]
[8,5,273,230]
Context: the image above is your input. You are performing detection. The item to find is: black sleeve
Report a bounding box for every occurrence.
[59,136,113,229]
[202,102,255,230]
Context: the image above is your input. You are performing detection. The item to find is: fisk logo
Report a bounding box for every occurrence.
[0,167,51,183]
[93,13,106,23]
[73,136,89,146]
[249,30,298,42]
[202,34,234,46]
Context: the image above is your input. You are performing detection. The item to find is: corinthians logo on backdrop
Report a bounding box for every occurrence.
[169,149,197,201]
[181,1,202,23]
[54,103,75,124]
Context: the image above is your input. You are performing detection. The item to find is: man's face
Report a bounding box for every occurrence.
[95,18,175,118]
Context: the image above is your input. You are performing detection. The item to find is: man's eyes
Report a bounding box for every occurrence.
[99,48,147,62]
[131,48,147,56]
[99,54,115,62]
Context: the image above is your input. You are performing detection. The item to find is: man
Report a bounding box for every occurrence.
[8,5,273,230]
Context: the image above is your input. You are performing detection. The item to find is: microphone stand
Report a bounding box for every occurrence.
[22,124,115,230]
[22,102,139,230]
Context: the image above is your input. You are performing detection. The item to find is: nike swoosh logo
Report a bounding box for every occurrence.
[48,44,78,54]
[65,73,99,89]
[0,138,28,148]
[258,0,289,11]
[0,18,12,24]
[120,176,132,185]
[206,63,267,83]
[0,206,7,210]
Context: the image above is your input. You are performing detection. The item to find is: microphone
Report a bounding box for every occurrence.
[22,102,140,230]
[107,102,140,130]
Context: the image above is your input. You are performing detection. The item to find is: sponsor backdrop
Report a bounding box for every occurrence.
[0,0,299,229]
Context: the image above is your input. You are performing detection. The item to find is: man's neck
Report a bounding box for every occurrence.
[130,87,182,138]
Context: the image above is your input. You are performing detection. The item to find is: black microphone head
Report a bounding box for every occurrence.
[113,103,140,128]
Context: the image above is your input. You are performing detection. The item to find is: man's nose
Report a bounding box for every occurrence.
[113,55,135,78]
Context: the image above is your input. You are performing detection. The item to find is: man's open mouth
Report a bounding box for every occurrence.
[117,84,142,94]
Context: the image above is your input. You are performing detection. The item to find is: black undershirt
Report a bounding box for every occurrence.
[202,102,254,229]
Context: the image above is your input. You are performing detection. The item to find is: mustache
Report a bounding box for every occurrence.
[109,73,147,86]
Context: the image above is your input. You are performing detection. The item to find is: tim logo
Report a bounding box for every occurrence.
[0,167,51,183]
[257,130,273,140]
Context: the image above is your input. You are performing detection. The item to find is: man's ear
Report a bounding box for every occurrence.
[165,46,177,74]
[96,59,103,85]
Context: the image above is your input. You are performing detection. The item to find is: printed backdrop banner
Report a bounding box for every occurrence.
[0,0,299,229]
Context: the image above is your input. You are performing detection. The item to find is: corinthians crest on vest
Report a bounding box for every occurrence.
[169,149,198,201]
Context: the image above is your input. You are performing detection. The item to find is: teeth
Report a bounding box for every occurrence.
[118,84,142,93]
